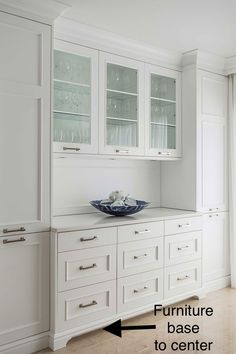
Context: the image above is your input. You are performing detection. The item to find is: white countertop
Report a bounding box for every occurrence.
[52,208,202,232]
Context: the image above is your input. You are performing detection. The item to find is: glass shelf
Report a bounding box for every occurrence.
[54,50,90,85]
[54,112,91,144]
[106,118,137,147]
[151,124,176,149]
[106,90,137,121]
[107,63,137,94]
[151,74,176,101]
[151,99,176,126]
[54,81,91,116]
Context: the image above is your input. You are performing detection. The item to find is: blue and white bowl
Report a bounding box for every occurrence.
[90,200,149,216]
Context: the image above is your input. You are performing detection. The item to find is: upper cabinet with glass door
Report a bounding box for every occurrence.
[145,65,181,157]
[53,39,98,154]
[99,52,145,156]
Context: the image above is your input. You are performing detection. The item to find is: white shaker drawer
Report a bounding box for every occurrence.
[58,245,116,291]
[118,221,163,243]
[58,227,117,252]
[164,260,202,298]
[118,238,163,278]
[57,280,116,331]
[117,269,163,313]
[165,216,202,236]
[165,232,202,266]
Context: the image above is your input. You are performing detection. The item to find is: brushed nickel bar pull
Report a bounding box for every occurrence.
[209,214,219,218]
[63,147,80,151]
[115,149,129,153]
[133,286,148,293]
[177,245,189,251]
[134,229,150,234]
[3,237,26,244]
[3,227,26,233]
[79,263,97,270]
[79,300,97,308]
[80,236,97,242]
[177,275,190,281]
[158,152,171,156]
[134,253,147,259]
[178,223,190,228]
[209,207,219,212]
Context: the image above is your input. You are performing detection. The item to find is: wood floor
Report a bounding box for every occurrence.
[37,287,236,354]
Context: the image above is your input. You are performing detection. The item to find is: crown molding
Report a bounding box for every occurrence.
[225,56,236,75]
[0,0,70,24]
[182,49,226,75]
[54,17,182,71]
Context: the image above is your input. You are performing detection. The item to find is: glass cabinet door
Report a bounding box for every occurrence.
[53,40,98,154]
[145,65,181,157]
[99,53,145,155]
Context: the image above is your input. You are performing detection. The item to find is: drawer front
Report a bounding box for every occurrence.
[118,238,163,277]
[118,221,164,243]
[164,260,202,298]
[165,232,202,266]
[117,269,164,313]
[57,280,116,331]
[58,245,116,291]
[165,216,202,236]
[58,227,117,252]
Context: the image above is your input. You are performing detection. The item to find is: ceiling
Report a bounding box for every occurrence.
[60,0,236,58]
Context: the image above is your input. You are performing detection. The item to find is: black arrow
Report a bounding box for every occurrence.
[103,319,156,338]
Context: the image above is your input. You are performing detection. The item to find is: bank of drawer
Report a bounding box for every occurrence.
[57,280,116,331]
[117,269,164,313]
[164,260,202,298]
[165,232,202,266]
[118,221,163,243]
[118,238,163,278]
[58,227,117,252]
[58,245,116,291]
[164,216,202,236]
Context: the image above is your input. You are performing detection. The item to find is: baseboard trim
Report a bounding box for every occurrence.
[204,275,231,293]
[0,332,49,354]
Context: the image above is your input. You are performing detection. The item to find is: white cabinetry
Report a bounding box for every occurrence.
[0,11,51,235]
[203,212,230,283]
[53,39,98,154]
[145,64,181,157]
[0,233,49,345]
[99,52,145,156]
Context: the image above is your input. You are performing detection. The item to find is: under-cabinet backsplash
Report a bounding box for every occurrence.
[53,157,161,215]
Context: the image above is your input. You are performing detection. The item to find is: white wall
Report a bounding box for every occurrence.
[53,157,161,215]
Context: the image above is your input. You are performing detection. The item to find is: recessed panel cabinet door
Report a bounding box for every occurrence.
[203,212,230,283]
[0,233,49,345]
[0,12,51,235]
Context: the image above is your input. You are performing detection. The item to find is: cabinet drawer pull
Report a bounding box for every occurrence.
[3,237,26,244]
[115,149,129,153]
[177,275,190,281]
[209,214,219,218]
[3,227,25,233]
[134,253,148,259]
[178,223,190,228]
[79,263,97,270]
[158,152,171,156]
[133,286,148,293]
[134,229,150,235]
[177,245,189,251]
[79,300,97,308]
[63,147,80,151]
[80,236,98,242]
[209,207,219,212]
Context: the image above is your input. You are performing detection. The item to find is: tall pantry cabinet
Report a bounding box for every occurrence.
[161,52,230,288]
[0,9,51,352]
